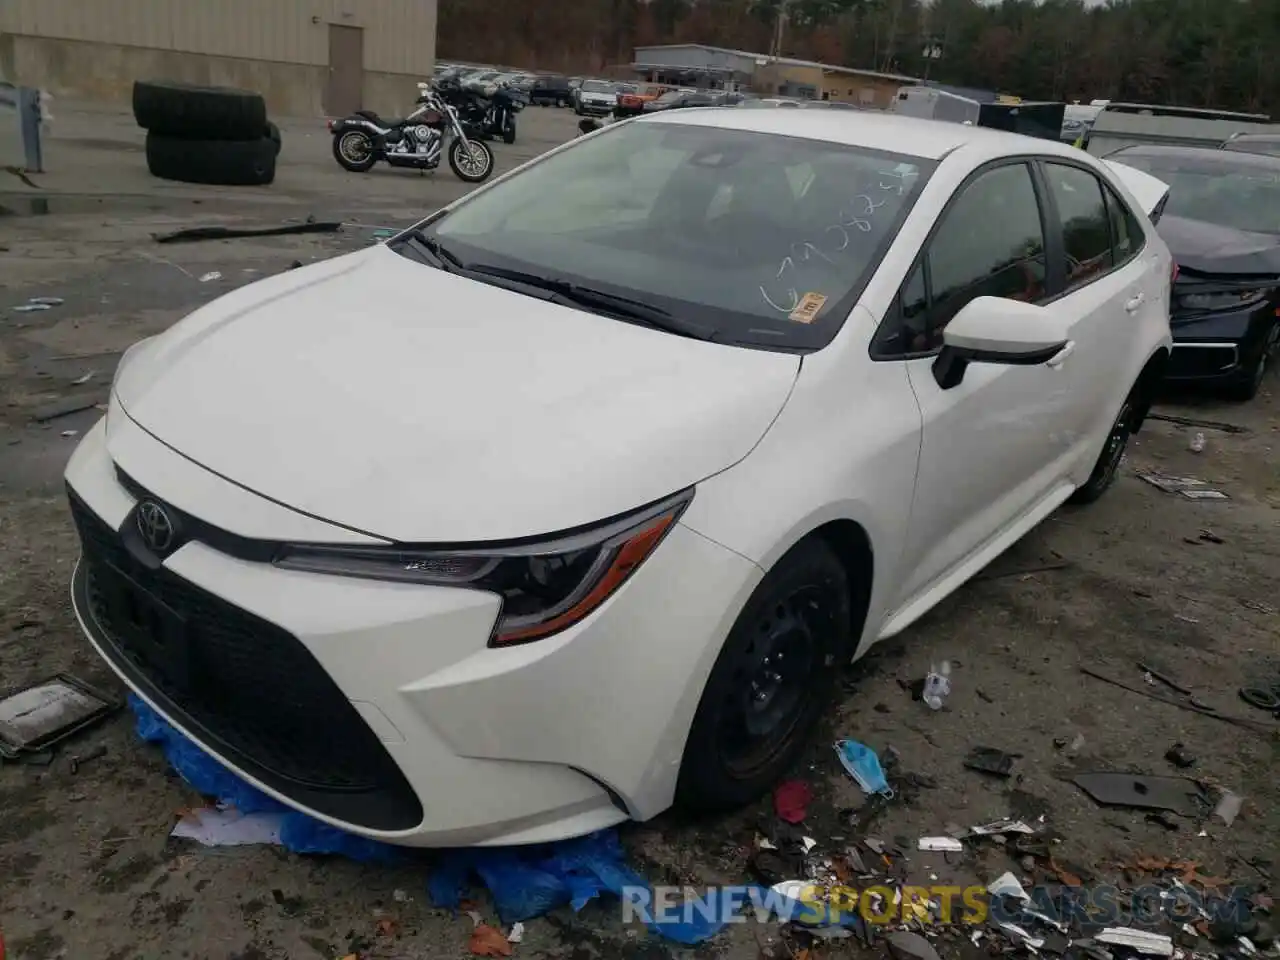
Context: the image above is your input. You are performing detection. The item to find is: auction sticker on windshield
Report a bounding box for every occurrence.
[789,292,828,324]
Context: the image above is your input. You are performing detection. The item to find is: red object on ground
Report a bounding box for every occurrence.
[773,779,813,824]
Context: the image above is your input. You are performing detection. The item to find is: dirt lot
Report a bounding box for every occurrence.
[1,102,1277,960]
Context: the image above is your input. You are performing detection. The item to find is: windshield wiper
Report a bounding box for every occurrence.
[464,264,717,340]
[399,229,465,272]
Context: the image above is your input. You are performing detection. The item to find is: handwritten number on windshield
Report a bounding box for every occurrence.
[760,194,888,314]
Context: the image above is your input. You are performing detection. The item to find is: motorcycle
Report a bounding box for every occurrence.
[437,78,523,145]
[329,83,495,183]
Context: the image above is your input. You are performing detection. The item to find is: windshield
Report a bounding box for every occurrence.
[1114,153,1280,235]
[581,80,612,93]
[416,120,936,349]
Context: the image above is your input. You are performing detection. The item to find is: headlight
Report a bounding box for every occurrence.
[1178,287,1273,312]
[273,489,692,646]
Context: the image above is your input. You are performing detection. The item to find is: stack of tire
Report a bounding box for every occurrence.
[133,81,281,187]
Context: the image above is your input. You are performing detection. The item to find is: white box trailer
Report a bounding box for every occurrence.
[890,86,980,125]
[1086,103,1277,157]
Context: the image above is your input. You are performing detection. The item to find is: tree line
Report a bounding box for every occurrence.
[438,0,1279,115]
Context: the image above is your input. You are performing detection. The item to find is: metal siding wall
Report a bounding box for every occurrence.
[0,0,436,72]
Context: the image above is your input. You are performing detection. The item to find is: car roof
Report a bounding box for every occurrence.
[1109,143,1280,171]
[634,107,1094,162]
[1229,132,1280,142]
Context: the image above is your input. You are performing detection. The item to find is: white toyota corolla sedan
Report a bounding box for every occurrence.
[66,108,1174,847]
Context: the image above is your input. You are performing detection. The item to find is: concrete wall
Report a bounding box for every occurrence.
[0,0,437,117]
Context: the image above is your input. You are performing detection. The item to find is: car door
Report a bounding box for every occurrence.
[878,161,1081,608]
[1036,160,1160,473]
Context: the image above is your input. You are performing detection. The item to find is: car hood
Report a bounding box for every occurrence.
[1157,215,1280,277]
[113,245,800,542]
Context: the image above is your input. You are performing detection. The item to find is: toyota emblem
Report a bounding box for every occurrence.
[136,500,176,553]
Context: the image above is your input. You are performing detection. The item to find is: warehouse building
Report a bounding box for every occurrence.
[0,0,437,118]
[631,43,920,108]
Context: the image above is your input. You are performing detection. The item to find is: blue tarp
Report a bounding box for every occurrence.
[128,695,729,943]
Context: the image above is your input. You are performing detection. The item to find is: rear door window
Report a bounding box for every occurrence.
[1042,163,1113,290]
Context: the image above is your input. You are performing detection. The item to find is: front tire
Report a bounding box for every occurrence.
[332,130,376,172]
[676,539,852,812]
[1223,327,1276,402]
[448,138,494,183]
[1069,388,1138,505]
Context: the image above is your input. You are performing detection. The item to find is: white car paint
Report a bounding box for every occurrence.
[65,109,1173,847]
[1101,159,1171,219]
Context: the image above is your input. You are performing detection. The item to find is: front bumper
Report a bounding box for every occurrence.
[578,101,613,115]
[65,413,762,847]
[1167,303,1273,384]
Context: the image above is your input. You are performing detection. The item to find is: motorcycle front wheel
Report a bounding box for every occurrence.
[333,130,377,172]
[448,138,494,183]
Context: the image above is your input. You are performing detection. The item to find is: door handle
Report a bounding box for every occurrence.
[1046,340,1075,368]
[1125,293,1145,313]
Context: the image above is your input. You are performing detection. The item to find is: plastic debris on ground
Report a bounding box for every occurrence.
[0,674,118,759]
[129,695,398,862]
[171,808,287,847]
[428,828,730,944]
[774,779,813,823]
[834,739,894,797]
[1136,471,1229,500]
[921,661,952,709]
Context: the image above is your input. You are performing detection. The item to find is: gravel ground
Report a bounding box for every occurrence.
[1,102,1277,960]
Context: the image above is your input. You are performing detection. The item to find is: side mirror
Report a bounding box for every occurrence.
[932,297,1073,390]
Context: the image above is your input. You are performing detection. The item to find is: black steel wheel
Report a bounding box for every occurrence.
[1069,390,1136,505]
[676,539,852,811]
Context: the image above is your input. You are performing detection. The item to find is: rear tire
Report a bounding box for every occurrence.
[132,80,267,140]
[145,132,276,186]
[1068,388,1138,505]
[332,130,377,172]
[676,539,852,812]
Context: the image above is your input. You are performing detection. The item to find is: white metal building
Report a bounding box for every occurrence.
[0,0,438,117]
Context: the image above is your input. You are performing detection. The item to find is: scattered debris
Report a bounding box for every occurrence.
[1080,665,1274,734]
[1165,743,1196,768]
[1136,472,1229,500]
[1071,772,1207,816]
[507,922,524,943]
[60,429,78,438]
[988,871,1032,901]
[70,371,94,385]
[468,922,514,957]
[29,391,106,422]
[198,271,221,282]
[886,930,942,960]
[1212,790,1243,828]
[68,744,107,774]
[12,302,51,312]
[152,221,343,243]
[974,560,1072,582]
[1238,684,1280,712]
[172,808,286,847]
[1147,412,1248,434]
[964,819,1036,837]
[1145,811,1180,831]
[773,780,813,824]
[1096,928,1174,956]
[917,836,962,852]
[963,745,1017,778]
[0,674,119,760]
[1189,432,1206,452]
[834,740,893,797]
[1197,530,1224,544]
[921,661,952,710]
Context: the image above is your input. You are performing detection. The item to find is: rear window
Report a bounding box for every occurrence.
[417,121,936,350]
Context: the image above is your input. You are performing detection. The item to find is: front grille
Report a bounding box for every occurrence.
[70,493,423,831]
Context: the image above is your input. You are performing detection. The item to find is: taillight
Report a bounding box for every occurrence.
[1171,261,1178,284]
